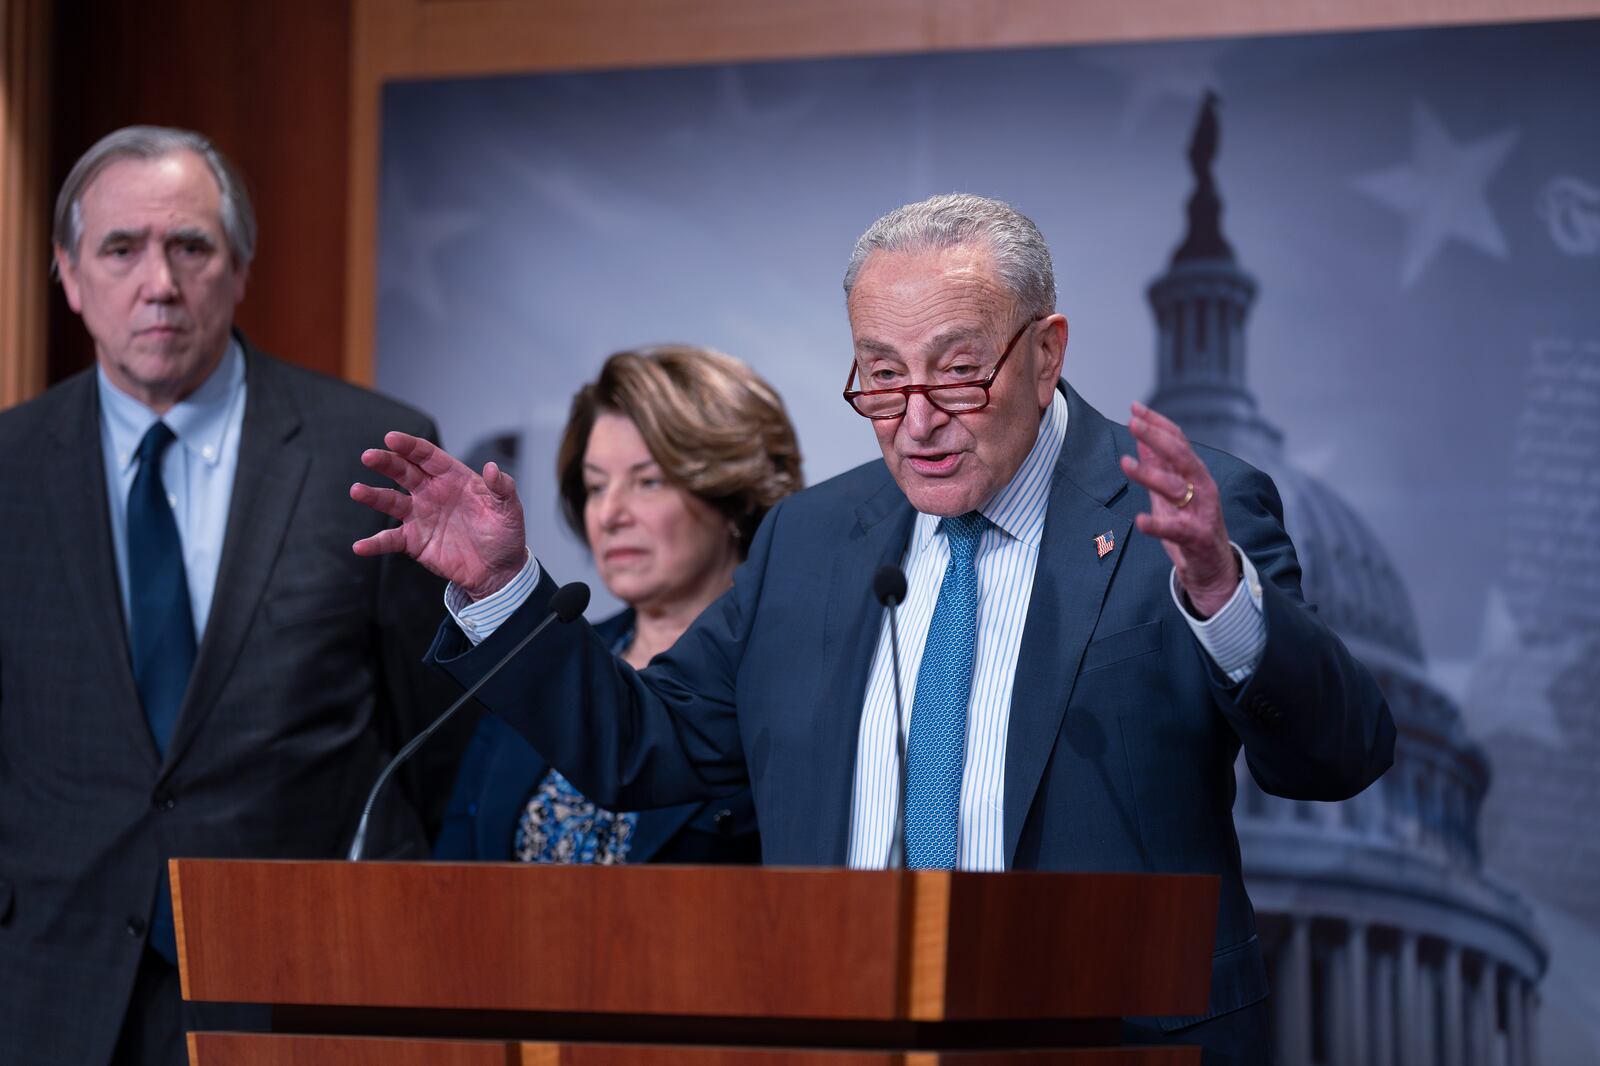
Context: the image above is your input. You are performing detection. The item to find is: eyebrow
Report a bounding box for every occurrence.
[855,325,990,362]
[97,227,150,251]
[165,227,217,246]
[95,226,220,253]
[582,459,660,476]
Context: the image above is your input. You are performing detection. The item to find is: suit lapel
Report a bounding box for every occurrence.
[813,472,916,863]
[44,374,160,770]
[161,346,309,773]
[478,742,547,859]
[1002,387,1131,866]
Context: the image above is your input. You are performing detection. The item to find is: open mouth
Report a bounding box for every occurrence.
[905,452,962,476]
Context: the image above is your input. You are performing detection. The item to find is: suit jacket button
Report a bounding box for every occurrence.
[127,916,148,937]
[152,790,176,811]
[714,809,736,836]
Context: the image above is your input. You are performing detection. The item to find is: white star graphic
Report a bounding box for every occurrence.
[1080,40,1229,138]
[378,170,480,322]
[713,65,822,130]
[1446,585,1582,747]
[1352,101,1520,287]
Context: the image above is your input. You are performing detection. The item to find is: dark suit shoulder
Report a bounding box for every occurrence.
[767,457,898,525]
[242,341,437,442]
[0,368,96,445]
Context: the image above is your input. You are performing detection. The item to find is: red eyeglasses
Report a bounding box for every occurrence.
[842,317,1041,420]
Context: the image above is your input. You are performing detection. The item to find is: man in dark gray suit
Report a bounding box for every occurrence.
[0,126,465,1065]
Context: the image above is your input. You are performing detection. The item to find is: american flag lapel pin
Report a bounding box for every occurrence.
[1095,530,1115,559]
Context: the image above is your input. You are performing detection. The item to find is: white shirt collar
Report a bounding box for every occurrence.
[912,386,1069,552]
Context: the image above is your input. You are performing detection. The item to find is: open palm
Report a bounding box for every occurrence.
[351,431,528,600]
[1118,402,1239,618]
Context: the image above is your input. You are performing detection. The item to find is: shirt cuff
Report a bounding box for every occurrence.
[444,549,540,646]
[1170,543,1266,684]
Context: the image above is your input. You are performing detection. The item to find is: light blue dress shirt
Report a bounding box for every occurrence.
[99,341,248,643]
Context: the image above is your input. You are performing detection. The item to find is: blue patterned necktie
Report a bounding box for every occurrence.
[903,511,987,869]
[127,422,196,757]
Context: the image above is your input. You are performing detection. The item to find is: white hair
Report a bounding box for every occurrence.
[842,192,1056,318]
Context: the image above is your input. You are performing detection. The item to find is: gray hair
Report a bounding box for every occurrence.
[53,125,257,267]
[842,193,1056,319]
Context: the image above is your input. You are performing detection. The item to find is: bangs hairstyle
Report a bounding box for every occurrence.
[556,345,804,556]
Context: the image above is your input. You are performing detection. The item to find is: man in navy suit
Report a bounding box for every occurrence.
[354,193,1394,1063]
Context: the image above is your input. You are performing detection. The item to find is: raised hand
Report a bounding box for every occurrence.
[351,431,528,601]
[1119,402,1240,618]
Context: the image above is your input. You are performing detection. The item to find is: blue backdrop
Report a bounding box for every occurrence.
[377,19,1600,1062]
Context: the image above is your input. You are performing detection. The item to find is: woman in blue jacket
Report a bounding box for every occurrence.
[433,345,802,864]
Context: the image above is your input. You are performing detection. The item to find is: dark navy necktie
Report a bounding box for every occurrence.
[128,422,196,966]
[127,422,196,756]
[903,511,987,869]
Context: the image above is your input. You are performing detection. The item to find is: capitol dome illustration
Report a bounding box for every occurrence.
[1148,93,1547,1066]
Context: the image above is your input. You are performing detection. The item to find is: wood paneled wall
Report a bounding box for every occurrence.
[43,0,352,388]
[1,0,52,408]
[9,0,1598,406]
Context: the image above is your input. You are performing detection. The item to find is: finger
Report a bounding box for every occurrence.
[1135,510,1209,545]
[1134,435,1180,491]
[1128,413,1192,470]
[1130,401,1187,439]
[1131,424,1184,482]
[380,431,432,460]
[1129,411,1201,475]
[352,525,411,557]
[482,461,518,500]
[1121,454,1191,504]
[350,481,413,521]
[360,448,425,492]
[386,432,460,479]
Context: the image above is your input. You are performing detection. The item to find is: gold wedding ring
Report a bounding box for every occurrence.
[1176,482,1195,509]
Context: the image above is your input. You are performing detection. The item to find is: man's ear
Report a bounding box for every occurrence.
[1036,313,1068,402]
[53,244,83,314]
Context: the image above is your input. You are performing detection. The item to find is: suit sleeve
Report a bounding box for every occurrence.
[424,496,784,812]
[1212,464,1397,801]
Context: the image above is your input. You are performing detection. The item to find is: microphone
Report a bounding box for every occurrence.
[873,565,910,870]
[347,580,591,860]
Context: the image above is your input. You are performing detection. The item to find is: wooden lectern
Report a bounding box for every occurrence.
[171,860,1218,1064]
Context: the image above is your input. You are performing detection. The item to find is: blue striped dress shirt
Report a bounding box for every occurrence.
[845,390,1266,870]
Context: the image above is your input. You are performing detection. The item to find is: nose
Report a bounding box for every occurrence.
[594,484,634,530]
[141,251,180,303]
[898,390,950,441]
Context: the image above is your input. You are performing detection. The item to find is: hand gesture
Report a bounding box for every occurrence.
[1119,402,1239,618]
[351,431,528,600]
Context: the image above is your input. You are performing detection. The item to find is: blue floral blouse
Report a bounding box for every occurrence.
[512,627,640,864]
